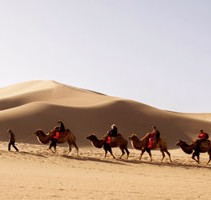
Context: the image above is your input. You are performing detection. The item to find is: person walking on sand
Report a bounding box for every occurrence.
[7,129,19,152]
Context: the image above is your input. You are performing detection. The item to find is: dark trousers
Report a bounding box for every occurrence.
[49,138,57,150]
[8,142,19,152]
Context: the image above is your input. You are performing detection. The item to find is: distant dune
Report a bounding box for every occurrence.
[1,80,211,148]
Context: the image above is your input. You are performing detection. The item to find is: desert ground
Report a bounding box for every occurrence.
[0,142,211,200]
[1,80,211,200]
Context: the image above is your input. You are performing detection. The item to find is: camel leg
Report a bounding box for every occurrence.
[67,143,72,155]
[206,152,211,165]
[103,144,115,159]
[160,150,165,161]
[72,141,79,156]
[125,148,130,159]
[119,148,125,159]
[146,149,152,161]
[192,151,199,164]
[206,157,211,165]
[139,149,145,160]
[164,149,172,162]
[109,148,116,159]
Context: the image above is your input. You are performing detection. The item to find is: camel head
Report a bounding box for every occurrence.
[128,134,138,141]
[34,129,44,136]
[176,140,186,147]
[176,140,194,154]
[33,129,51,144]
[86,134,98,141]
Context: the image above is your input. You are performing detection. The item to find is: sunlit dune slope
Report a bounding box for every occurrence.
[0,80,211,148]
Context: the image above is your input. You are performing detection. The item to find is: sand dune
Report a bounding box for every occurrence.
[1,80,211,199]
[1,80,211,147]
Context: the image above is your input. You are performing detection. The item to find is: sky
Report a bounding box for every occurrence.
[0,0,211,113]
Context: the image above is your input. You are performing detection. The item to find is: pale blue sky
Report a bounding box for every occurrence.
[0,0,211,112]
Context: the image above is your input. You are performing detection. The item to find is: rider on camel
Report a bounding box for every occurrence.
[195,129,209,151]
[148,126,160,149]
[106,124,118,144]
[51,120,66,147]
[56,120,65,133]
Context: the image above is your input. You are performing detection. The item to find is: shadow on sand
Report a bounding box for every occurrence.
[3,149,210,169]
[119,158,211,170]
[19,151,47,158]
[61,154,127,166]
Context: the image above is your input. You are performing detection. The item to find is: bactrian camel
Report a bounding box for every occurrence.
[86,134,130,159]
[129,134,172,162]
[34,129,79,155]
[176,140,211,165]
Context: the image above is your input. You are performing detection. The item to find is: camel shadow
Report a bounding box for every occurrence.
[120,158,211,170]
[20,151,47,158]
[168,160,211,170]
[61,155,127,166]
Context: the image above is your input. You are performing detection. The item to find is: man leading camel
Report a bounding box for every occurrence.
[7,129,19,152]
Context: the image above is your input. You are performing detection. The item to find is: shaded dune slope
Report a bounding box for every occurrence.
[1,80,211,148]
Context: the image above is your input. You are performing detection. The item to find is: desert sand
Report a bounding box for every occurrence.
[0,80,211,200]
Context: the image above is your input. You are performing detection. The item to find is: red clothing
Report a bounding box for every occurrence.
[106,136,111,144]
[53,131,60,139]
[148,132,156,148]
[198,132,208,140]
[148,138,153,148]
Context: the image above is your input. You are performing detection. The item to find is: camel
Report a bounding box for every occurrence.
[176,140,211,165]
[34,129,79,155]
[86,134,130,159]
[129,134,172,162]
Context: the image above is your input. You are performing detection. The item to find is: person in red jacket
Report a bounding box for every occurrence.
[148,126,160,148]
[198,130,209,140]
[195,129,209,152]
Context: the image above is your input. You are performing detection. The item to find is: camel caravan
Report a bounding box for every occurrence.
[32,121,211,165]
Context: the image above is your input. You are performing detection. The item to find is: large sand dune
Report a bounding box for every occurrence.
[0,80,211,147]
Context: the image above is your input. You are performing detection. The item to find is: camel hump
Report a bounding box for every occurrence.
[110,136,118,143]
[200,140,211,148]
[65,128,71,133]
[59,129,73,137]
[111,134,126,143]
